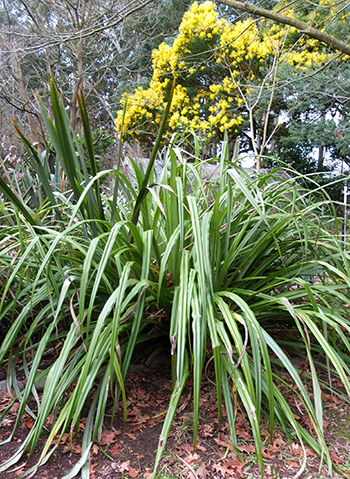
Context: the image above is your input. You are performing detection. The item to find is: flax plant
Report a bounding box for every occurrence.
[0,82,349,479]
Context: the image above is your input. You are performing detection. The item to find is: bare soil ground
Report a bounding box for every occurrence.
[0,360,349,479]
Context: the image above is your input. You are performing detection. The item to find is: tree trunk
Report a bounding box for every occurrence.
[317,146,324,171]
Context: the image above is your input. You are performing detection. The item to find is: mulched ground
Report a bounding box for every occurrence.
[0,359,349,479]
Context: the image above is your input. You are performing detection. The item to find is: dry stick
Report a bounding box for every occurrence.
[291,424,307,479]
[0,155,14,189]
[175,455,200,479]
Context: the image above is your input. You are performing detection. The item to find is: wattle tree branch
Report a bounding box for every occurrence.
[217,0,350,56]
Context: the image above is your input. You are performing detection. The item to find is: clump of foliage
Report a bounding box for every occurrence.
[0,80,350,479]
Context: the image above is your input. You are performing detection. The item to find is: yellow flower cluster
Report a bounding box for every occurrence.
[177,1,224,39]
[115,1,337,145]
[152,43,173,80]
[115,80,167,139]
[287,49,331,70]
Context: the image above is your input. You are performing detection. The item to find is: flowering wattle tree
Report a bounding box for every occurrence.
[115,1,334,148]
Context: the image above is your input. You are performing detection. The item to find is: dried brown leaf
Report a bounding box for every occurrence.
[100,429,120,445]
[197,465,208,478]
[183,452,200,465]
[128,466,139,478]
[120,460,130,472]
[110,443,121,456]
